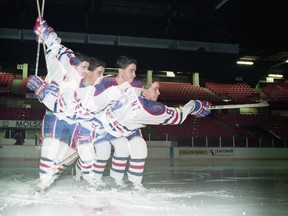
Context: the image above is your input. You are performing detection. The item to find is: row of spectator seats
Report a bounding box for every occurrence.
[0,107,46,120]
[262,82,288,102]
[215,113,288,140]
[0,72,46,93]
[205,82,260,103]
[1,73,288,103]
[142,113,288,141]
[158,82,220,103]
[146,116,232,141]
[0,72,14,90]
[0,105,287,147]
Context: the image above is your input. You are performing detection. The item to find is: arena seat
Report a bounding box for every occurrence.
[262,82,288,102]
[158,81,219,103]
[0,106,46,120]
[144,116,232,141]
[215,113,288,140]
[0,72,14,90]
[205,82,259,102]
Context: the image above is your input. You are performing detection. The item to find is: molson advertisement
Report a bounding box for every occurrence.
[0,120,42,128]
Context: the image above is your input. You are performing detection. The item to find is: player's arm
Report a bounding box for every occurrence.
[33,17,82,84]
[80,81,132,114]
[27,75,83,116]
[183,100,211,118]
[134,98,211,125]
[27,75,59,111]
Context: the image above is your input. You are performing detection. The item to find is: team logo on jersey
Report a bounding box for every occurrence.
[111,101,122,111]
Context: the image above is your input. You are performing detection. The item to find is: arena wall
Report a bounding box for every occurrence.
[1,141,288,160]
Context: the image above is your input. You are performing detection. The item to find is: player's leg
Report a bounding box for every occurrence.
[93,139,111,181]
[74,122,108,188]
[76,121,111,188]
[35,113,76,192]
[127,131,147,190]
[76,143,96,183]
[77,138,111,188]
[110,136,130,187]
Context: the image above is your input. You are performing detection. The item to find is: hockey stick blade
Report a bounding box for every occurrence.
[54,152,78,179]
[59,151,79,166]
[209,101,269,110]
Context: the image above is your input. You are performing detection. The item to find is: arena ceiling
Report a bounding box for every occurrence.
[0,0,288,85]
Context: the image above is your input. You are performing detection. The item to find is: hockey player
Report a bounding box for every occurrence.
[32,53,210,190]
[31,55,144,189]
[94,79,211,189]
[29,17,112,192]
[29,49,142,190]
[29,56,108,192]
[70,56,143,188]
[73,79,210,190]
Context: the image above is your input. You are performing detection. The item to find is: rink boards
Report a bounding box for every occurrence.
[1,141,288,160]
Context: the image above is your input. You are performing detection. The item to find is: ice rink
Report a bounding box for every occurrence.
[0,159,288,216]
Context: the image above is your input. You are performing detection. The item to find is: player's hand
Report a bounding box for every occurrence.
[190,100,211,118]
[37,83,59,102]
[27,76,59,102]
[33,17,54,43]
[27,75,47,95]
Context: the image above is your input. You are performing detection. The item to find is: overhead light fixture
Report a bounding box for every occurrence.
[268,74,283,78]
[215,0,228,9]
[166,71,175,77]
[240,56,257,61]
[236,61,254,65]
[286,59,288,63]
[266,77,274,83]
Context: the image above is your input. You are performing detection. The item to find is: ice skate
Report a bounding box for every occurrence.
[115,180,127,189]
[133,183,145,192]
[89,180,107,190]
[82,174,106,190]
[33,176,56,195]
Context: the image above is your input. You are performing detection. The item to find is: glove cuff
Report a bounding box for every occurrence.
[35,82,47,96]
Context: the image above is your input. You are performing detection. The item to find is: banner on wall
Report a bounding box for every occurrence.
[179,148,235,158]
[208,149,235,157]
[0,120,42,128]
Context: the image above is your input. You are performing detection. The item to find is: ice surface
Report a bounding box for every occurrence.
[0,159,288,216]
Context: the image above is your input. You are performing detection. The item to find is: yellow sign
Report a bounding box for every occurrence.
[179,150,208,155]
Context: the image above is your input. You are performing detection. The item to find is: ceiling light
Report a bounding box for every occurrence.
[268,74,283,78]
[166,71,175,77]
[236,61,254,65]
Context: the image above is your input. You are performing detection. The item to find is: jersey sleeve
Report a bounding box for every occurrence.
[45,41,82,85]
[134,97,189,125]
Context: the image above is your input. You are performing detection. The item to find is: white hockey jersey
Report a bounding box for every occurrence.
[39,35,143,123]
[40,37,85,123]
[96,84,197,138]
[44,43,82,85]
[42,75,143,121]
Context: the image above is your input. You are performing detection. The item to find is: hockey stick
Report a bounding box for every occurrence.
[209,101,269,110]
[58,151,79,168]
[48,151,79,183]
[35,0,47,76]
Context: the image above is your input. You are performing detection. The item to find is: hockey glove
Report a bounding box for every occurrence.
[27,75,59,102]
[27,75,46,93]
[190,100,211,118]
[33,17,55,43]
